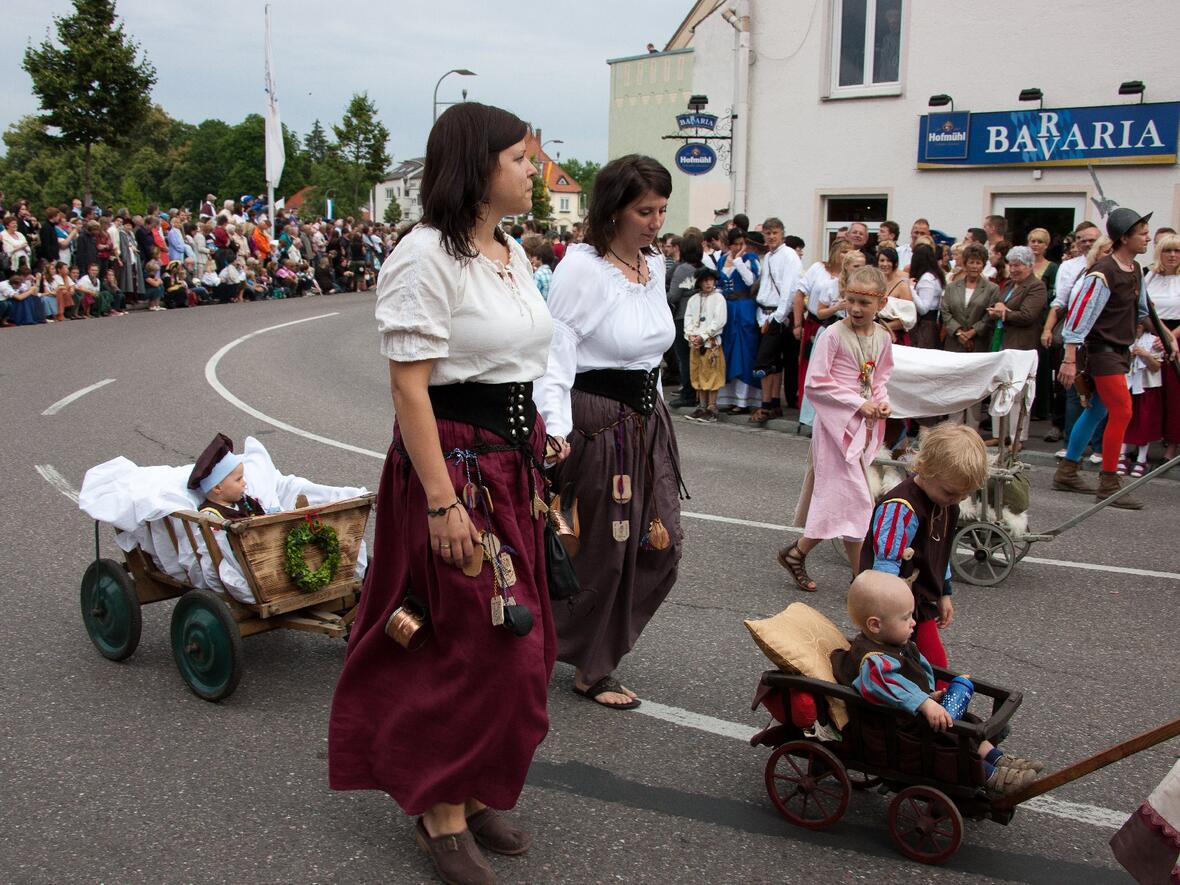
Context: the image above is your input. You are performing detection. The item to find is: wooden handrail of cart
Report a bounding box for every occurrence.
[992,716,1180,811]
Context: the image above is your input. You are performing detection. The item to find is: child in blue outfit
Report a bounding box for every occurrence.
[832,571,1043,796]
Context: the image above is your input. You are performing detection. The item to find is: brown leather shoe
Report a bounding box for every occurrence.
[1052,459,1095,494]
[466,808,532,856]
[1095,471,1143,510]
[414,818,496,885]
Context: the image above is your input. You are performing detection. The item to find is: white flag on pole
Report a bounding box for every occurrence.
[264,5,284,190]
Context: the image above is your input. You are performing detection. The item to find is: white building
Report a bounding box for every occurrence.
[370,158,424,225]
[611,0,1180,263]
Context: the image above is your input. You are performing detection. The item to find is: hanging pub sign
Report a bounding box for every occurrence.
[675,143,717,175]
[917,102,1180,168]
[677,113,718,131]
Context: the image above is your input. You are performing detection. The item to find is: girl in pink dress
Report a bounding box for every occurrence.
[779,265,894,591]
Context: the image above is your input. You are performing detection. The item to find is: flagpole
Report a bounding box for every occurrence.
[264,4,284,223]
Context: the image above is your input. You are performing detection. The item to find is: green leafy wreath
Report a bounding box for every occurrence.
[283,519,342,592]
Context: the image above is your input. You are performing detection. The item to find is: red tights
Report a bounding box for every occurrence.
[914,619,949,689]
[1093,373,1134,473]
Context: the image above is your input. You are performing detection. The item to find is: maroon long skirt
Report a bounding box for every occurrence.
[1125,387,1163,446]
[1162,345,1180,445]
[329,417,555,815]
[551,392,683,684]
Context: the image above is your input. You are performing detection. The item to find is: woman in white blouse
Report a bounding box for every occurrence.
[1147,232,1180,460]
[533,155,682,711]
[330,103,562,885]
[908,243,946,349]
[1,216,31,270]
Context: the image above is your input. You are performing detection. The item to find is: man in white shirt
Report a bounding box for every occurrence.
[760,217,803,413]
[895,217,930,272]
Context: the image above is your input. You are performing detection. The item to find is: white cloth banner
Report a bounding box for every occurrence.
[886,345,1039,420]
[264,5,285,189]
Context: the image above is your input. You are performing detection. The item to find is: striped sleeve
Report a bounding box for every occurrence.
[870,499,919,575]
[853,652,932,714]
[1062,273,1111,344]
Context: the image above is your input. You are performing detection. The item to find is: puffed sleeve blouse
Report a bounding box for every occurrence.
[374,225,553,386]
[533,243,674,438]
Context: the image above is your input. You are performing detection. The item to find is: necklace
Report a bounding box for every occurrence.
[608,247,648,284]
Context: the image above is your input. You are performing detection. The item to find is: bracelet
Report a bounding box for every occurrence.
[1061,361,1075,365]
[426,499,462,518]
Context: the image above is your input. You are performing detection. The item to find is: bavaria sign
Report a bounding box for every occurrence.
[677,113,718,131]
[917,102,1180,168]
[675,143,717,176]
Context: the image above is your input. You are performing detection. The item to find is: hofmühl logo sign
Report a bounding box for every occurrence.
[675,143,717,175]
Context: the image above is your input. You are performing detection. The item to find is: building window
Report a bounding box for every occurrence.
[822,195,888,250]
[385,187,395,199]
[560,197,570,212]
[829,0,902,98]
[396,185,402,197]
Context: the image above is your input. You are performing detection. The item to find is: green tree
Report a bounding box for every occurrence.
[560,158,601,199]
[331,93,391,212]
[384,198,403,225]
[22,0,157,205]
[530,173,552,221]
[304,120,329,164]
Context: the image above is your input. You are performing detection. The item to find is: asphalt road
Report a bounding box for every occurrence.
[2,294,1177,885]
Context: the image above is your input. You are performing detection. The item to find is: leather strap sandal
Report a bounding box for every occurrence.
[573,675,640,710]
[747,408,771,425]
[777,542,817,592]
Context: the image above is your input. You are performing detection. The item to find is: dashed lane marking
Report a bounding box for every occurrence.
[35,464,79,503]
[41,378,116,416]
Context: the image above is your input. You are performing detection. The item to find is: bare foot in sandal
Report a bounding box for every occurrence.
[777,541,817,592]
[574,672,639,709]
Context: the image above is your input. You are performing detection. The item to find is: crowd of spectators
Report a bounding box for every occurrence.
[0,191,396,327]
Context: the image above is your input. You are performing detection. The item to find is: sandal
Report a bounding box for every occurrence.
[747,408,771,425]
[1117,457,1130,476]
[1130,462,1147,477]
[776,542,817,592]
[724,406,751,415]
[573,675,640,710]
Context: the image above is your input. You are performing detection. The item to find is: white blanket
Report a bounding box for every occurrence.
[887,346,1038,420]
[79,437,368,603]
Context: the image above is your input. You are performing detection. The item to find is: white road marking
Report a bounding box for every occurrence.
[633,701,1129,831]
[681,511,1180,582]
[35,464,79,503]
[33,464,1129,833]
[203,313,385,460]
[41,378,116,416]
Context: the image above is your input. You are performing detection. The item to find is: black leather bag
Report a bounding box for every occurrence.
[544,517,579,600]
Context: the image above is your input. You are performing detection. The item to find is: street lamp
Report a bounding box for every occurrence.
[541,139,563,153]
[928,93,954,112]
[433,69,476,122]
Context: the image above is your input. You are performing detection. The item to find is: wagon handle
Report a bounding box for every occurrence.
[992,716,1180,811]
[1040,451,1180,538]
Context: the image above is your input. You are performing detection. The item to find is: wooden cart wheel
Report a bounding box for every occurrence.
[764,740,851,830]
[951,522,1016,587]
[170,589,242,702]
[847,769,883,791]
[887,785,964,865]
[1013,539,1032,562]
[80,558,142,662]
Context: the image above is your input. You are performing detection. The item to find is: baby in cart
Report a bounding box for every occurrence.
[79,433,368,604]
[832,571,1043,796]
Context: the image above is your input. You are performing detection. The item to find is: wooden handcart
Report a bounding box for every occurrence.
[79,494,375,701]
[752,669,1180,864]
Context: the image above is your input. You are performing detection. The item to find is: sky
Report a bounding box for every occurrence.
[2,0,690,167]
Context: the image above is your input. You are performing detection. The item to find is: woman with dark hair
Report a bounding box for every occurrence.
[908,243,945,349]
[533,154,683,710]
[330,103,561,885]
[667,232,704,407]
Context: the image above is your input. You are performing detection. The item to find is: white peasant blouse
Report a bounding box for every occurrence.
[374,226,553,386]
[533,243,673,438]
